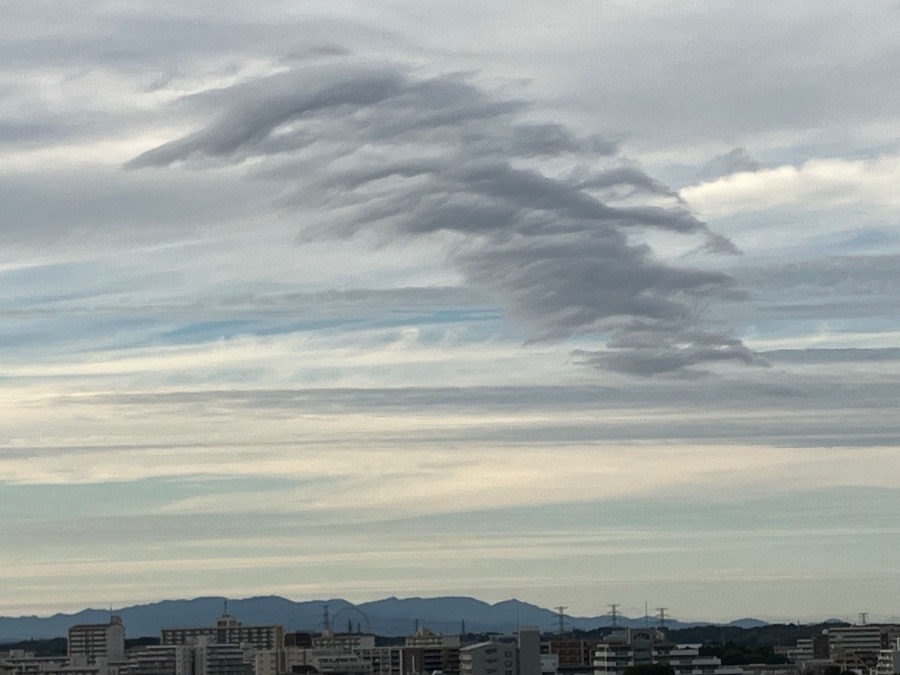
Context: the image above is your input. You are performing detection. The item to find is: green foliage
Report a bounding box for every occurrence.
[699,640,789,665]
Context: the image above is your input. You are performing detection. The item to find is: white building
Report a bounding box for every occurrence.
[876,638,900,675]
[68,617,125,664]
[539,655,558,675]
[593,630,724,675]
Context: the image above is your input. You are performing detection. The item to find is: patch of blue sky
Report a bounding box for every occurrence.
[0,315,158,356]
[836,227,898,250]
[159,319,261,344]
[148,309,504,347]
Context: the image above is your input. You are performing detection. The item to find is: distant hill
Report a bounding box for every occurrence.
[727,618,770,629]
[0,596,768,641]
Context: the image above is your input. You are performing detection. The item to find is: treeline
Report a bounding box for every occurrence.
[698,641,788,665]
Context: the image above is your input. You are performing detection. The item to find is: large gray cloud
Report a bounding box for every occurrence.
[129,61,754,376]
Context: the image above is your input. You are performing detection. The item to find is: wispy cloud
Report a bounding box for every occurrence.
[129,63,752,376]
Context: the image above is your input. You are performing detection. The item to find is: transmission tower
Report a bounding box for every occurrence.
[322,604,331,633]
[608,604,619,628]
[656,608,668,629]
[554,606,568,635]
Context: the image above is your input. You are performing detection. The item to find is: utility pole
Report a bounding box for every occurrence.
[554,607,568,636]
[608,604,619,628]
[656,608,668,629]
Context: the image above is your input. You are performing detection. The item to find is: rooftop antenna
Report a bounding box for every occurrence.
[858,612,868,626]
[554,607,568,636]
[608,604,619,628]
[656,608,668,629]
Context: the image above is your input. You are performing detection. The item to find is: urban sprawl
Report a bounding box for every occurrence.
[2,610,899,675]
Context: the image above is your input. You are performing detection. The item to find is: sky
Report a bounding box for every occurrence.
[0,0,898,624]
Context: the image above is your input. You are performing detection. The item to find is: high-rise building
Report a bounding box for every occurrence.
[68,616,125,664]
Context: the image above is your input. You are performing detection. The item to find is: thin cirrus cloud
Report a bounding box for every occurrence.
[127,62,755,376]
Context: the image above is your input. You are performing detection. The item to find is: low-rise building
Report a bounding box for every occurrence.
[162,613,284,651]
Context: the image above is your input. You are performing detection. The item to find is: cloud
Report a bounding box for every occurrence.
[698,147,761,182]
[681,155,900,219]
[129,62,751,376]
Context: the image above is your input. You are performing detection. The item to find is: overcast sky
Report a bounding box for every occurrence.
[1,1,898,624]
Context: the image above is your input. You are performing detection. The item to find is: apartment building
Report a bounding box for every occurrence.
[68,617,125,664]
[875,638,900,675]
[592,629,724,675]
[459,627,541,675]
[162,613,284,650]
[129,639,252,675]
[460,642,518,675]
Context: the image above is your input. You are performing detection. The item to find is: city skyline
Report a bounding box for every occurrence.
[0,2,898,620]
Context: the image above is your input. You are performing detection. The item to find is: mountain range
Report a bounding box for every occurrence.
[0,596,768,642]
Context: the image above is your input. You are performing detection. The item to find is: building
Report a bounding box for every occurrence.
[0,650,69,675]
[161,613,284,650]
[666,647,723,675]
[826,625,886,659]
[312,634,376,652]
[821,624,900,672]
[68,617,126,664]
[875,638,900,675]
[540,654,558,675]
[593,629,671,675]
[403,627,462,675]
[355,647,404,675]
[517,629,541,675]
[460,642,518,675]
[129,645,195,675]
[592,629,724,675]
[459,629,541,675]
[546,640,603,674]
[129,639,252,675]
